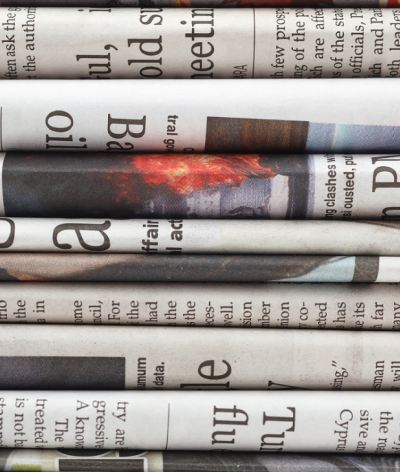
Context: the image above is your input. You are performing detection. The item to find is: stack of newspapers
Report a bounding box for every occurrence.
[0,0,399,470]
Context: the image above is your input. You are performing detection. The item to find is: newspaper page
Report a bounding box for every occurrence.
[3,153,400,221]
[1,218,400,255]
[1,254,400,282]
[0,449,399,472]
[0,0,398,8]
[0,80,399,153]
[2,281,400,330]
[0,8,399,80]
[1,391,400,451]
[0,324,399,389]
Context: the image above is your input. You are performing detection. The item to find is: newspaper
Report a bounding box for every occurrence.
[0,449,399,472]
[1,390,400,451]
[1,254,400,282]
[1,218,400,255]
[0,8,399,80]
[3,153,400,220]
[2,281,400,330]
[0,79,399,153]
[0,0,398,8]
[0,324,399,389]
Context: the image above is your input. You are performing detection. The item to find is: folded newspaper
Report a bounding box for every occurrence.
[0,449,398,472]
[0,80,399,153]
[0,281,399,330]
[0,7,398,79]
[0,324,399,390]
[0,391,399,452]
[1,153,400,220]
[1,218,400,255]
[0,0,398,8]
[1,254,400,282]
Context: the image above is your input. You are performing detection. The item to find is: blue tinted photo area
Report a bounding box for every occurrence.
[205,117,400,153]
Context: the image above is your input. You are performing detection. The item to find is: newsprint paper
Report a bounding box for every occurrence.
[0,324,399,389]
[0,8,399,79]
[1,218,400,255]
[0,80,399,153]
[1,281,400,330]
[0,449,399,472]
[0,0,398,8]
[2,254,400,283]
[0,391,400,451]
[2,153,400,221]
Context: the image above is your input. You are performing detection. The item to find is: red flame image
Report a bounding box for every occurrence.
[105,154,278,205]
[133,154,276,193]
